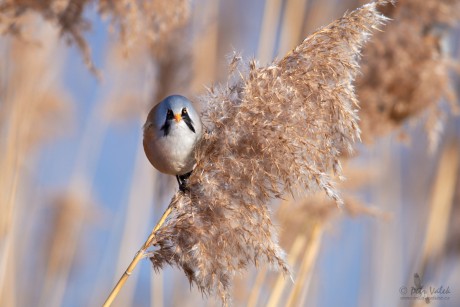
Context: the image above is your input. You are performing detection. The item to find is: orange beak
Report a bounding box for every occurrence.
[174,113,182,122]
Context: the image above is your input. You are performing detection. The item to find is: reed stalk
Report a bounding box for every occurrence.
[267,220,310,307]
[286,223,322,307]
[103,205,173,307]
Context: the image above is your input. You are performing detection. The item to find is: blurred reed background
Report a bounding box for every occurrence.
[0,0,459,306]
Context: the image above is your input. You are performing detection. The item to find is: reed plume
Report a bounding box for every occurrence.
[0,0,190,74]
[99,0,190,51]
[0,0,96,73]
[256,0,460,302]
[147,1,390,302]
[357,0,460,148]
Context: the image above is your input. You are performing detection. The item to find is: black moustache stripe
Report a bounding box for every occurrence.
[160,109,174,136]
[182,113,196,133]
[160,121,171,136]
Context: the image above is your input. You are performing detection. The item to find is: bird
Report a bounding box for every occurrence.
[143,95,203,192]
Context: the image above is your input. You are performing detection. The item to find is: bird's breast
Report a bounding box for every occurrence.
[143,122,199,175]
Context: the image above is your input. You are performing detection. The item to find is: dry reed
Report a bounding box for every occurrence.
[277,0,309,57]
[146,1,390,303]
[0,0,190,75]
[285,222,322,307]
[257,0,283,64]
[0,18,70,306]
[0,0,97,74]
[271,0,460,298]
[191,0,219,94]
[0,25,68,207]
[99,0,190,51]
[419,143,459,274]
[357,0,460,148]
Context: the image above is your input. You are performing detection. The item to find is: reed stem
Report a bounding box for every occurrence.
[103,205,173,307]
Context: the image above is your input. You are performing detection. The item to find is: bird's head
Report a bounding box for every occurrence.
[144,95,201,137]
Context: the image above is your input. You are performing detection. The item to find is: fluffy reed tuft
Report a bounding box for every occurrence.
[0,0,95,73]
[357,0,460,147]
[148,1,389,302]
[0,0,190,74]
[99,0,190,51]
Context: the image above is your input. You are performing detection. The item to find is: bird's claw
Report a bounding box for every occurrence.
[176,171,192,193]
[179,183,189,193]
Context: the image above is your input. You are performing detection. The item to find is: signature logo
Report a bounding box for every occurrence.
[399,273,451,304]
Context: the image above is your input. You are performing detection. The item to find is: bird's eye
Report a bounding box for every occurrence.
[182,108,187,115]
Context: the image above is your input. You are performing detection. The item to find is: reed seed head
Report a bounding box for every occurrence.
[148,1,390,302]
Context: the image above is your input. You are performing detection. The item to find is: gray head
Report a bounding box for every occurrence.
[145,95,202,137]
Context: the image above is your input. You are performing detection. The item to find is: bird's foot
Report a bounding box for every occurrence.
[176,171,192,193]
[178,182,189,193]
